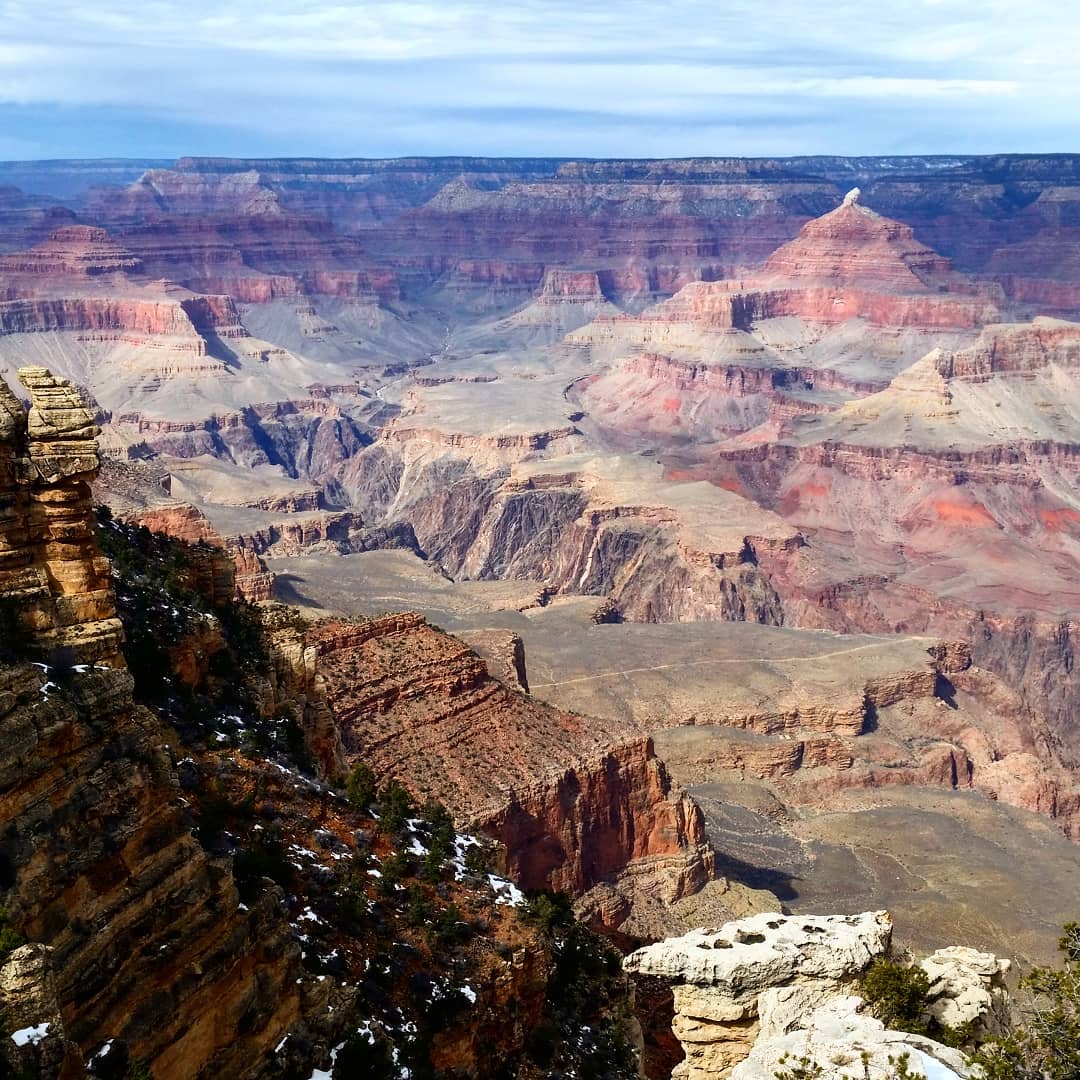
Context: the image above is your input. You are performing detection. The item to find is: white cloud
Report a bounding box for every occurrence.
[0,0,1077,155]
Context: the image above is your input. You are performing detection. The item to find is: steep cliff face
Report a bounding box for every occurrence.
[0,664,305,1078]
[343,434,797,625]
[301,615,717,928]
[0,368,308,1078]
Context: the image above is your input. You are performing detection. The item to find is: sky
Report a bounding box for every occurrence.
[0,0,1078,160]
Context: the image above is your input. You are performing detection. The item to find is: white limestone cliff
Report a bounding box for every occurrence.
[624,912,1005,1079]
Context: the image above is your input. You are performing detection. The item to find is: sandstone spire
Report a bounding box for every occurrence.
[0,367,123,666]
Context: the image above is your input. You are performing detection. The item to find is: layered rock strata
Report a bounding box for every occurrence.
[302,615,717,925]
[0,368,309,1077]
[0,944,83,1079]
[0,368,123,665]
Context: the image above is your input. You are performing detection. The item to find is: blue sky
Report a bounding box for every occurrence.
[0,0,1078,160]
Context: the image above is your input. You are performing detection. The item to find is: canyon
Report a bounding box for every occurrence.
[3,154,1080,1075]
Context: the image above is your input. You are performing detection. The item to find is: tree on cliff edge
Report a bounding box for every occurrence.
[973,922,1080,1080]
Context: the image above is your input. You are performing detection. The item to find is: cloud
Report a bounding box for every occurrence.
[0,0,1077,157]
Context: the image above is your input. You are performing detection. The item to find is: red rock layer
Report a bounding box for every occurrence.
[0,225,141,279]
[305,616,715,916]
[761,198,958,291]
[484,736,714,899]
[132,503,276,602]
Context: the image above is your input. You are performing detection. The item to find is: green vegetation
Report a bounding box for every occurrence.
[333,866,371,929]
[417,800,455,881]
[376,779,414,837]
[344,762,377,810]
[859,955,970,1047]
[860,957,934,1034]
[462,843,490,874]
[0,909,23,965]
[971,923,1080,1080]
[519,890,638,1079]
[773,922,1080,1080]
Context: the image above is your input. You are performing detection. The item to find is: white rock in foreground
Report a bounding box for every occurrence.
[730,996,970,1080]
[919,946,1011,1039]
[624,912,894,1078]
[624,911,1007,1078]
[624,911,892,994]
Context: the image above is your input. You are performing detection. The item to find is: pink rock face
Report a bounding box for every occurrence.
[997,274,1080,317]
[0,296,202,339]
[761,199,959,291]
[0,225,142,279]
[534,267,609,304]
[7,154,1080,865]
[0,288,242,333]
[183,274,302,303]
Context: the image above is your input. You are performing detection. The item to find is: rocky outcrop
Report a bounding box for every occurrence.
[346,440,798,625]
[112,396,371,478]
[625,912,895,1078]
[0,611,304,1080]
[0,367,123,665]
[761,192,967,294]
[0,296,208,342]
[483,737,715,902]
[625,912,994,1080]
[919,947,1011,1041]
[303,614,716,928]
[730,997,969,1080]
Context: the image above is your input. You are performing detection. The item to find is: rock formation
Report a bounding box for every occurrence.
[0,945,83,1078]
[919,947,1011,1041]
[0,368,315,1077]
[0,225,141,281]
[0,367,123,665]
[300,614,718,928]
[4,154,1080,998]
[730,997,968,1080]
[625,912,1002,1079]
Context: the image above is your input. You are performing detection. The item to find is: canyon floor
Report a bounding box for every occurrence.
[267,548,1080,967]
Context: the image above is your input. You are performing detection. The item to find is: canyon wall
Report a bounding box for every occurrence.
[0,369,306,1078]
[298,615,718,927]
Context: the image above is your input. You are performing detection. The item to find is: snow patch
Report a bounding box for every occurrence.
[10,1023,50,1047]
